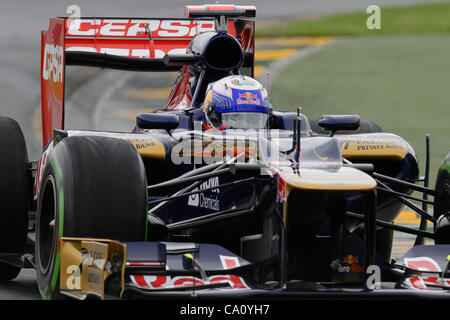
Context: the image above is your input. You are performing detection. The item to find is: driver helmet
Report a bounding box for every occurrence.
[202,75,272,130]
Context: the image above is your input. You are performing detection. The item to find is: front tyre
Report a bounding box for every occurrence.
[35,136,148,299]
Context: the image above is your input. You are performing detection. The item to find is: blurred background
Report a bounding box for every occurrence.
[0,0,449,298]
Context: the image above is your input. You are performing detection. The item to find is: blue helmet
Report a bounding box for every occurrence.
[202,75,272,130]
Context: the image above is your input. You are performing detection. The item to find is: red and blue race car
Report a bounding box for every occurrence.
[0,4,450,299]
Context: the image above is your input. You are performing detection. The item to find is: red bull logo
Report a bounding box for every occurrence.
[236,91,260,105]
[343,255,358,265]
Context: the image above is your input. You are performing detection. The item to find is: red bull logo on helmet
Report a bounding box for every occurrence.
[237,91,261,105]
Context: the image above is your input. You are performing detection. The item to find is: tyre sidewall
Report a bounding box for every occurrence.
[35,142,71,300]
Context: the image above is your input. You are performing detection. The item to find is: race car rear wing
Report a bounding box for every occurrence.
[40,5,256,147]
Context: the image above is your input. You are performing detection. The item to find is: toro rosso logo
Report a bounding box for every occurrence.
[237,92,260,105]
[338,255,364,273]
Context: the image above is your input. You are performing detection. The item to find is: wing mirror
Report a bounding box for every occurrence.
[136,113,179,131]
[318,115,360,136]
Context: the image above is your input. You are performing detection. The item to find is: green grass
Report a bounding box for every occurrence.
[269,35,450,186]
[257,3,450,37]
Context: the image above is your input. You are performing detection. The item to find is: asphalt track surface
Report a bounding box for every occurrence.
[0,0,439,300]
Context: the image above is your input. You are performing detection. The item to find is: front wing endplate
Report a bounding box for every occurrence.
[59,237,126,299]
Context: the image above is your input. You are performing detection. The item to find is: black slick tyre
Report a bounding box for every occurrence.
[0,116,29,281]
[35,136,147,299]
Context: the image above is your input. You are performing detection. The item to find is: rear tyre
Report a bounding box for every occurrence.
[434,152,450,244]
[35,136,148,299]
[0,116,29,281]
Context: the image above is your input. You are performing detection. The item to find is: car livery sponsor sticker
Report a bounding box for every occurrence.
[338,137,408,160]
[236,91,261,105]
[66,19,215,38]
[129,255,248,290]
[336,255,365,273]
[343,255,358,265]
[403,257,450,290]
[42,44,64,83]
[188,177,220,211]
[64,19,216,59]
[276,174,287,203]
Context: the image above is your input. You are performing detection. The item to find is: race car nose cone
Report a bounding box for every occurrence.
[285,166,377,192]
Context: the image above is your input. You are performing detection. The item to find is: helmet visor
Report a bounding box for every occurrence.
[221,112,269,129]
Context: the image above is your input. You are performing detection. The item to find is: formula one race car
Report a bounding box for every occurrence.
[1,4,450,300]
